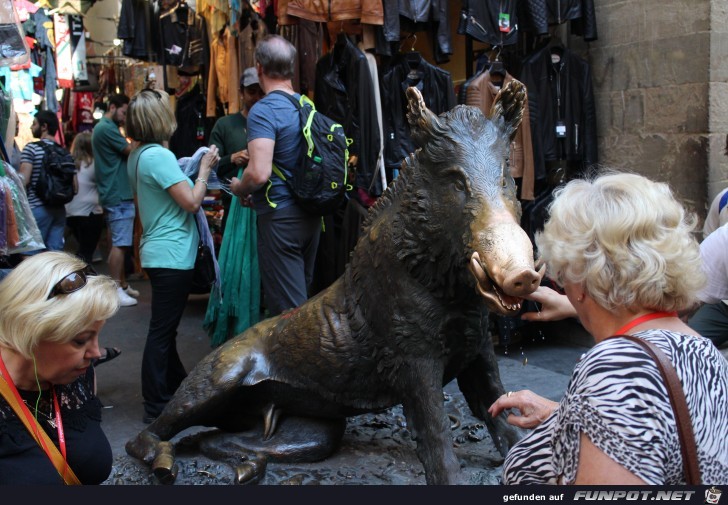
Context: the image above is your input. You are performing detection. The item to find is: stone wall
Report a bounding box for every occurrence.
[574,0,728,220]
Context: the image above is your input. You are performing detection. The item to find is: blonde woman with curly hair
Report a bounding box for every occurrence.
[489,172,728,484]
[0,252,119,484]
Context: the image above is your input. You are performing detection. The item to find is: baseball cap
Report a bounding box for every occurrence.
[241,67,259,88]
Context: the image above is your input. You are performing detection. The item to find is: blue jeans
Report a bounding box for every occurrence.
[29,205,66,253]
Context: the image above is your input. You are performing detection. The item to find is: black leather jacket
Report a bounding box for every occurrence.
[315,36,383,196]
[382,0,451,60]
[519,45,597,180]
[458,0,564,46]
[546,0,597,40]
[380,54,456,173]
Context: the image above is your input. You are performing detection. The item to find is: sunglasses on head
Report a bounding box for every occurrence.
[140,88,162,100]
[47,265,98,300]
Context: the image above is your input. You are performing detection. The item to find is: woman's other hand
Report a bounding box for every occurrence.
[232,149,249,166]
[488,390,559,429]
[200,145,220,177]
[520,285,578,322]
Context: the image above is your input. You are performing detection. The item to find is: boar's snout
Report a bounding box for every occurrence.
[501,267,541,298]
[469,219,541,315]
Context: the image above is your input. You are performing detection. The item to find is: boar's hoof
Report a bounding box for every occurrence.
[152,442,178,485]
[234,455,268,485]
[125,431,162,465]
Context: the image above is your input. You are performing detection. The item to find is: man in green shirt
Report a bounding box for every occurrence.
[209,67,264,232]
[92,93,137,307]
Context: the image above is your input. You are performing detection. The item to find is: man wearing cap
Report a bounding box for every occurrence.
[209,67,264,232]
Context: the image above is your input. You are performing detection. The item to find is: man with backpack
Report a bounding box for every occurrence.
[230,35,322,317]
[18,110,77,253]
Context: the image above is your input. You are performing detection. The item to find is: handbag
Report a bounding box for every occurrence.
[612,334,701,484]
[0,375,81,485]
[190,220,215,294]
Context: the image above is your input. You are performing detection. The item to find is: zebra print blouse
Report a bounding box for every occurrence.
[502,329,728,484]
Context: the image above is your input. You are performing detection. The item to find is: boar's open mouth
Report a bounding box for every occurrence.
[468,252,523,315]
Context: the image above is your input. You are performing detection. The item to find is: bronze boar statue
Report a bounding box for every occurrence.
[126,82,541,485]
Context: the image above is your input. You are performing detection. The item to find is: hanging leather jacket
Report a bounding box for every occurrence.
[314,36,383,196]
[380,53,456,174]
[286,0,384,24]
[545,0,598,41]
[458,0,547,47]
[519,45,597,181]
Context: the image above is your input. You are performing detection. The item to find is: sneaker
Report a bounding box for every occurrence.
[117,287,138,307]
[123,284,140,298]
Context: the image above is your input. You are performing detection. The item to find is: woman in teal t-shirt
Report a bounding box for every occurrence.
[126,88,219,423]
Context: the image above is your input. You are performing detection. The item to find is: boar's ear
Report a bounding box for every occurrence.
[406,86,443,146]
[489,79,527,142]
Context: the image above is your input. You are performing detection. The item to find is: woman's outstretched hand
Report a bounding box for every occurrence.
[488,389,559,429]
[520,285,578,323]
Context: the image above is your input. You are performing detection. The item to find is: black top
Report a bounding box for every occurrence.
[0,367,112,484]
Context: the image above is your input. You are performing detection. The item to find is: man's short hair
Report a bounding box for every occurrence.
[108,93,130,110]
[35,110,59,135]
[254,35,296,80]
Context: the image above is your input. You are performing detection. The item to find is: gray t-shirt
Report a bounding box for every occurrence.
[247,92,303,215]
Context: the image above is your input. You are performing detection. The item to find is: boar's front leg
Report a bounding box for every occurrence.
[456,349,524,458]
[399,359,461,485]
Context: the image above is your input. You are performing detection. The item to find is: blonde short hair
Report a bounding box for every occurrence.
[0,252,120,358]
[126,88,177,144]
[537,171,705,313]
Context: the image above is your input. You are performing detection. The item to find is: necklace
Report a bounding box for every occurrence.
[613,311,679,336]
[22,398,56,429]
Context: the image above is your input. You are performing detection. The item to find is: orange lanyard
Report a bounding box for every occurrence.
[614,311,678,335]
[0,354,67,465]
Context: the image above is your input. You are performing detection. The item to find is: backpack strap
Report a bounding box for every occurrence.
[265,91,304,209]
[269,90,317,159]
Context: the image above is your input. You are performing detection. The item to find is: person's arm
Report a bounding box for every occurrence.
[19,162,32,187]
[487,389,559,429]
[208,121,235,179]
[230,137,274,204]
[520,285,578,322]
[166,145,219,212]
[573,433,646,484]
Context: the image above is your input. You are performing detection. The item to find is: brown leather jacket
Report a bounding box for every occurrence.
[466,72,535,201]
[285,0,383,24]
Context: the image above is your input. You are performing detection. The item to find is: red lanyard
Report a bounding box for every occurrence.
[0,353,67,465]
[614,311,678,335]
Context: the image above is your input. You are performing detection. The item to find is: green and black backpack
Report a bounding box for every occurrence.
[269,91,353,215]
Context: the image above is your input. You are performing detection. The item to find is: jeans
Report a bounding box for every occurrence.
[29,205,66,253]
[257,204,321,316]
[688,302,728,347]
[141,267,195,417]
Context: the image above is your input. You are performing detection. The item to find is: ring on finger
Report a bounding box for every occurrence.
[507,391,513,398]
